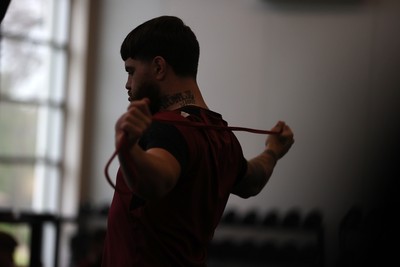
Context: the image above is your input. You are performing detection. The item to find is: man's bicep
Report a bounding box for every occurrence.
[146,148,182,180]
[137,147,182,197]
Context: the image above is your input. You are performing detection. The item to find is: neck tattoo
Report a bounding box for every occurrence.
[160,90,195,110]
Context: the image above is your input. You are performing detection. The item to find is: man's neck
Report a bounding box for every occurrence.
[159,88,209,111]
[160,90,196,110]
[158,76,208,111]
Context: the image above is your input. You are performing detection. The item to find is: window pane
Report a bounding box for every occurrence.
[2,0,55,41]
[36,105,64,161]
[50,47,68,103]
[0,102,63,160]
[32,164,61,212]
[0,38,54,102]
[0,102,38,158]
[0,164,34,210]
[0,163,60,212]
[52,0,71,44]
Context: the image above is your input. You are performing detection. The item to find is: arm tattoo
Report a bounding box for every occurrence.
[160,90,195,109]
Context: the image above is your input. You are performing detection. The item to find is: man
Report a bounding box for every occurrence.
[102,16,294,266]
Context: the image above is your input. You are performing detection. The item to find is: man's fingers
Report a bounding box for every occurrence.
[128,98,152,116]
[279,124,294,146]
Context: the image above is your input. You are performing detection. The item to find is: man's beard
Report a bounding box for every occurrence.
[132,81,162,115]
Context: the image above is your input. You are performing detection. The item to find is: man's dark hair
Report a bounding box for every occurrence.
[121,16,200,78]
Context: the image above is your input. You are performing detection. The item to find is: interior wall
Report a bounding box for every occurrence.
[83,0,400,265]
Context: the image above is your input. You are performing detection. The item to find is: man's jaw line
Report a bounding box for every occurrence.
[126,89,197,114]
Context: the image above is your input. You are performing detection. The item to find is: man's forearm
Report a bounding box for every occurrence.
[248,149,277,193]
[232,149,277,198]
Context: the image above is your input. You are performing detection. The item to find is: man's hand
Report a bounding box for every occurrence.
[115,98,152,149]
[265,121,294,160]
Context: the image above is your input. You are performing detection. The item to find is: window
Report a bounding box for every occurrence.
[1,1,71,266]
[0,0,70,212]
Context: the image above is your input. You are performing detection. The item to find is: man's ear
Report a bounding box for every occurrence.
[152,56,167,80]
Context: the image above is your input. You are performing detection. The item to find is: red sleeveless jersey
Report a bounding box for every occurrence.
[102,107,246,267]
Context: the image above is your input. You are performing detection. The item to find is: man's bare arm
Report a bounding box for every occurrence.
[232,121,294,198]
[119,145,181,200]
[115,98,181,200]
[231,149,277,198]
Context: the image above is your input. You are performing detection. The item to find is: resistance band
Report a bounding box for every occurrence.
[104,117,281,192]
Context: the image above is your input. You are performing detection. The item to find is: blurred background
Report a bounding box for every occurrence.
[1,0,399,266]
